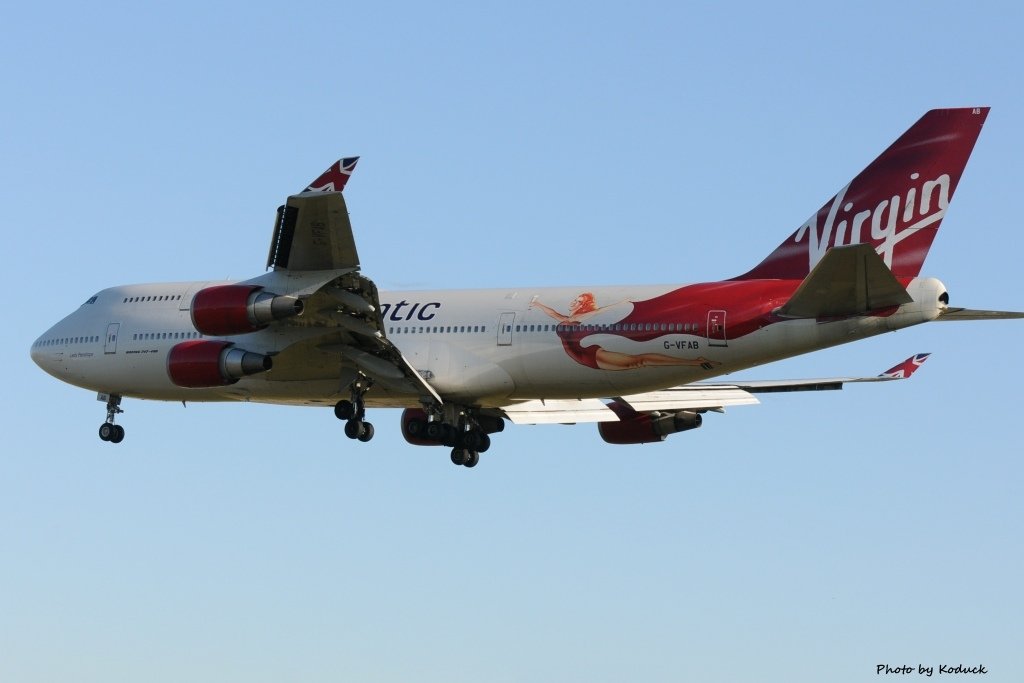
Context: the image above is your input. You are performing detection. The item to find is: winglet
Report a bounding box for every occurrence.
[879,353,930,379]
[303,157,360,193]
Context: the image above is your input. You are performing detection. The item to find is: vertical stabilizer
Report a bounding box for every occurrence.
[736,108,988,280]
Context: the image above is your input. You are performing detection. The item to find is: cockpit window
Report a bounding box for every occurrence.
[83,295,98,305]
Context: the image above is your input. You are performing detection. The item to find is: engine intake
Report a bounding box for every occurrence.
[191,284,303,336]
[598,401,702,445]
[167,340,272,388]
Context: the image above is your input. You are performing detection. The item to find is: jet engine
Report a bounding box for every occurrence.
[598,401,702,445]
[401,408,441,447]
[167,340,272,388]
[190,284,303,336]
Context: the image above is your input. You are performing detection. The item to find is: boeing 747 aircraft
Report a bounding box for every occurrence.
[31,108,1022,467]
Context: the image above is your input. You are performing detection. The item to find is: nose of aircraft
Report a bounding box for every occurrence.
[30,324,59,377]
[29,335,43,367]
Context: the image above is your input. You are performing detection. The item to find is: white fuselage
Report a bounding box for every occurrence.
[31,276,948,410]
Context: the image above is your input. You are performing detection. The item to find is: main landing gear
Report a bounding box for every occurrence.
[405,408,495,468]
[450,447,480,468]
[334,377,374,443]
[449,428,490,468]
[97,393,125,444]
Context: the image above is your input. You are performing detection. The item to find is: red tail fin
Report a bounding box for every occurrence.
[736,108,989,280]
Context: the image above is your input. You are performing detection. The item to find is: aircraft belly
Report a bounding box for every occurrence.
[418,340,516,402]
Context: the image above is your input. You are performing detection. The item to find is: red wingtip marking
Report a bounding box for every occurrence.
[304,157,360,193]
[879,353,931,379]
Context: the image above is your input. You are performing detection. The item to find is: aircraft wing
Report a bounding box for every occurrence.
[266,157,362,272]
[266,191,359,272]
[256,158,441,403]
[497,354,928,424]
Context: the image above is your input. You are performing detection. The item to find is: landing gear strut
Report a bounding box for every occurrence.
[335,376,374,443]
[97,393,125,444]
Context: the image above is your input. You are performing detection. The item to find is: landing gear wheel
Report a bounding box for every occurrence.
[357,422,375,443]
[99,423,113,441]
[463,430,488,451]
[344,419,364,440]
[407,419,425,438]
[464,450,479,468]
[334,400,355,421]
[451,448,469,466]
[426,422,444,440]
[111,425,125,444]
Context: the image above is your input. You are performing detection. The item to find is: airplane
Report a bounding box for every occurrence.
[31,107,1023,468]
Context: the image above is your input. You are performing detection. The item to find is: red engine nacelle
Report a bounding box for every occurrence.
[401,408,440,447]
[191,284,303,336]
[167,340,273,388]
[598,401,702,445]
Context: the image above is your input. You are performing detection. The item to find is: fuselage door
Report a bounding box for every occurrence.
[497,312,515,346]
[104,322,120,354]
[707,310,727,347]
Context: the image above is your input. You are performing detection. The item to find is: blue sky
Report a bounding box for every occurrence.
[2,2,1022,681]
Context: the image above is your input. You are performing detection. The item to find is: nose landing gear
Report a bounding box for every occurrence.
[97,393,125,444]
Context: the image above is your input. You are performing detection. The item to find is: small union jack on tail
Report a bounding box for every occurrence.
[303,156,360,193]
[879,353,931,379]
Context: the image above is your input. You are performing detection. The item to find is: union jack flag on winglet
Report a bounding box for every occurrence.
[879,353,931,379]
[303,156,360,193]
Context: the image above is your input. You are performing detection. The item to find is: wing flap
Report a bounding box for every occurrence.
[501,399,618,424]
[617,387,759,411]
[776,243,912,319]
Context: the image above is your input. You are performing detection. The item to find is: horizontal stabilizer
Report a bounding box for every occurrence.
[936,308,1024,321]
[776,243,912,319]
